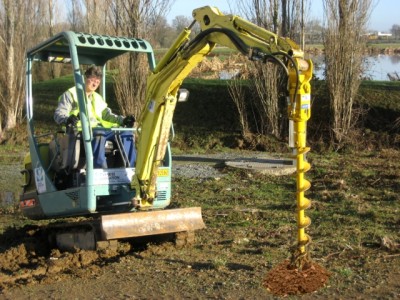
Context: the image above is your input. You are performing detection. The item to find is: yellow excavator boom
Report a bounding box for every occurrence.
[131,6,313,260]
[132,6,311,207]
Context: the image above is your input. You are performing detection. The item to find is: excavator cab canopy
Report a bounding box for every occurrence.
[27,31,156,68]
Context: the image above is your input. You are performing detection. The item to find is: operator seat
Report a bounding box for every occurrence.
[48,128,123,175]
[48,129,85,174]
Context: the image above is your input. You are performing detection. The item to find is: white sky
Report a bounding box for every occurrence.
[167,0,399,32]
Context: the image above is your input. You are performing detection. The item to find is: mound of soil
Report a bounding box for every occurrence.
[264,260,330,296]
[0,224,128,292]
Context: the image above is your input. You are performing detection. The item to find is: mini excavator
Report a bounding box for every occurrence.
[21,6,312,257]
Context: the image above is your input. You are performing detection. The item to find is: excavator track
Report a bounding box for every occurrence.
[45,207,204,251]
[46,219,101,251]
[48,226,197,252]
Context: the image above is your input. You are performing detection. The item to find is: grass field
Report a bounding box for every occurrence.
[0,75,399,297]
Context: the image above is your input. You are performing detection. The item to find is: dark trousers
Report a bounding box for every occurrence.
[92,130,136,168]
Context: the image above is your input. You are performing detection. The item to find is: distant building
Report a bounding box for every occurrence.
[378,32,393,39]
[365,32,393,40]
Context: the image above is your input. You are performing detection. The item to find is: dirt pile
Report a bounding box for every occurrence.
[0,224,129,292]
[264,260,330,296]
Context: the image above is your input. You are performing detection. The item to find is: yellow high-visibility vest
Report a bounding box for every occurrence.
[62,87,119,129]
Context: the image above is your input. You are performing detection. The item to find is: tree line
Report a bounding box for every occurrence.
[0,0,177,140]
[0,0,374,149]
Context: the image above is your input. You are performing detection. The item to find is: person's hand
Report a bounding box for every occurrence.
[123,115,135,127]
[66,115,79,127]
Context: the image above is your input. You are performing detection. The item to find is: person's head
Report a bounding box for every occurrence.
[84,65,102,94]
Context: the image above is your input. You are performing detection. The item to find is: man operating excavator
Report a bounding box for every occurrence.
[54,65,136,168]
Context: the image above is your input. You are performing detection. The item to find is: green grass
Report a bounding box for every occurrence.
[367,42,400,48]
[168,148,400,297]
[358,81,400,111]
[176,148,400,246]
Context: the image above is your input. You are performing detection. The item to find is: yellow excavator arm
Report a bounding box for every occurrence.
[132,6,312,211]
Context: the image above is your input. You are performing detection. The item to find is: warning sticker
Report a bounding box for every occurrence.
[301,94,311,109]
[34,167,46,194]
[158,169,169,177]
[93,168,135,185]
[301,94,311,102]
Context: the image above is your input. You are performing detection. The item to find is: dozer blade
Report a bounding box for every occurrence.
[100,207,205,240]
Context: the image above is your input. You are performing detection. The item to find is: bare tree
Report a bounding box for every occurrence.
[149,15,174,48]
[84,0,111,34]
[107,0,173,117]
[281,0,311,46]
[234,0,285,139]
[68,0,85,31]
[227,54,250,137]
[107,0,150,117]
[236,0,277,31]
[306,18,323,44]
[172,15,191,33]
[252,62,283,137]
[0,0,45,140]
[47,0,63,78]
[28,0,67,82]
[323,0,372,147]
[390,24,400,39]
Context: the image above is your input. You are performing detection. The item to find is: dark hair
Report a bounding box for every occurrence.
[84,65,103,78]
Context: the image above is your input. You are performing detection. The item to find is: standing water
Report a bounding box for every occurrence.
[309,54,400,81]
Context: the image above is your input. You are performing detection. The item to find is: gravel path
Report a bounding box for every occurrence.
[172,151,296,178]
